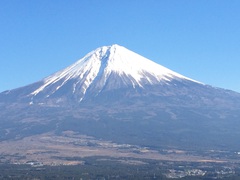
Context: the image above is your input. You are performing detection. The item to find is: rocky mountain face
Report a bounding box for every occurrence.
[1,44,240,151]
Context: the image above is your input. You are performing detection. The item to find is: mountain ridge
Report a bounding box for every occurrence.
[0,45,240,153]
[1,44,239,107]
[4,44,204,104]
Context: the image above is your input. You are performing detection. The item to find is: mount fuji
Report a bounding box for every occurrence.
[1,44,202,105]
[30,44,200,102]
[1,44,240,154]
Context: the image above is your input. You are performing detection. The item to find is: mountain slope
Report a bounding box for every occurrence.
[0,44,240,152]
[31,44,199,95]
[1,44,202,104]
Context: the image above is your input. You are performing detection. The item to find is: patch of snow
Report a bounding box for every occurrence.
[30,44,203,99]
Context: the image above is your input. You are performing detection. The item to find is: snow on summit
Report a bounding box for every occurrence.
[31,44,200,99]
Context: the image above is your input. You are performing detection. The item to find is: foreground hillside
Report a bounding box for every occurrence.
[0,45,240,168]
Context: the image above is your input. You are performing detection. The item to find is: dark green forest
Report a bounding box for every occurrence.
[0,157,240,179]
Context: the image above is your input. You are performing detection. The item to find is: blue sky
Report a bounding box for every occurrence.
[0,0,240,93]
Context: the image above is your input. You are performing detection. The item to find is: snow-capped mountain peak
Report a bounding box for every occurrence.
[30,44,201,101]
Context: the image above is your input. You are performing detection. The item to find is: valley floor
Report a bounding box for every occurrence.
[1,131,240,179]
[0,131,235,165]
[0,157,240,179]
